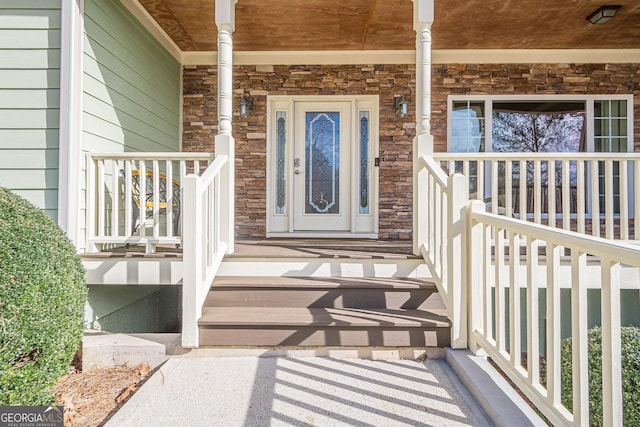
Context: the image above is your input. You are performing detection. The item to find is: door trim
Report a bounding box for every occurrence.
[266,95,379,237]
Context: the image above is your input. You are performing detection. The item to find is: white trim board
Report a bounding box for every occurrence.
[58,0,85,245]
[182,49,640,66]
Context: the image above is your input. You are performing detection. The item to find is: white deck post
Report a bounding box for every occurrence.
[448,174,469,348]
[412,0,434,254]
[215,0,237,254]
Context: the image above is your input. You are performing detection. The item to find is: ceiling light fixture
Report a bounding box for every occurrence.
[587,5,621,24]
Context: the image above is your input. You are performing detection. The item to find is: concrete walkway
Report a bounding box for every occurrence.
[106,352,491,427]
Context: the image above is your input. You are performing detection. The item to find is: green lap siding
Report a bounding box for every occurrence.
[80,0,181,249]
[0,2,61,221]
[82,0,180,153]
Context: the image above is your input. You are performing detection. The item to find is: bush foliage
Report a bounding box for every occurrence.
[561,326,640,426]
[0,188,86,405]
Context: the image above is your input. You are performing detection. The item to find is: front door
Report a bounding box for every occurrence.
[293,102,351,231]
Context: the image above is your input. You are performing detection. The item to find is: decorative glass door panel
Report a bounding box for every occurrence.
[294,102,351,231]
[305,112,340,214]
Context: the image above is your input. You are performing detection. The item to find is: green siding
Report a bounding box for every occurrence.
[82,0,180,154]
[0,1,61,217]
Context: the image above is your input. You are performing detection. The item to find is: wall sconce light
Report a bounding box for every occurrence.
[394,95,408,118]
[240,94,253,118]
[587,5,621,24]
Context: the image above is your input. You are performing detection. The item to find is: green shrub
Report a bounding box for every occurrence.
[561,326,640,426]
[0,188,86,405]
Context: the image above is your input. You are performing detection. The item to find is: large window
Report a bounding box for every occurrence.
[448,95,634,216]
[448,96,632,155]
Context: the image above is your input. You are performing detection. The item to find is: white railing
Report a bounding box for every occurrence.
[467,200,638,426]
[181,153,230,348]
[417,153,637,425]
[86,152,214,253]
[417,154,468,348]
[434,153,639,241]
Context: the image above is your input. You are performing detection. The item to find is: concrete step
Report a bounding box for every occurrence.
[198,307,451,347]
[205,276,444,311]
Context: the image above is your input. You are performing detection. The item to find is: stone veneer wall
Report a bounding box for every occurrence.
[182,63,640,239]
[183,64,416,239]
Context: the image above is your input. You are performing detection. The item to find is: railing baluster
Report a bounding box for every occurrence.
[484,223,493,341]
[562,160,570,231]
[571,250,589,425]
[509,231,521,369]
[548,160,556,228]
[546,243,561,408]
[124,160,132,238]
[605,160,614,239]
[577,160,586,235]
[506,161,513,218]
[97,159,105,237]
[590,160,601,237]
[166,160,174,238]
[153,160,160,239]
[478,160,485,202]
[519,160,526,221]
[138,160,146,238]
[534,160,541,225]
[194,160,200,176]
[620,160,629,240]
[526,238,540,387]
[111,159,119,237]
[495,227,506,353]
[491,160,498,214]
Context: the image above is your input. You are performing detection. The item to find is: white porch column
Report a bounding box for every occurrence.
[215,0,237,253]
[412,0,434,254]
[413,0,434,142]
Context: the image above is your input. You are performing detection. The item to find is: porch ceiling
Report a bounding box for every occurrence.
[138,0,640,52]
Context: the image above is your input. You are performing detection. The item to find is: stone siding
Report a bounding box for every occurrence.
[182,63,640,239]
[183,64,416,239]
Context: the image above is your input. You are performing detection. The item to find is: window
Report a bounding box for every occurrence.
[447,95,634,216]
[448,95,632,154]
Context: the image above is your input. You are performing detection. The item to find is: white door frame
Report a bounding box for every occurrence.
[266,95,379,238]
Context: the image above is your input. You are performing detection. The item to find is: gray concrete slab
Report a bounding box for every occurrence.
[106,354,491,427]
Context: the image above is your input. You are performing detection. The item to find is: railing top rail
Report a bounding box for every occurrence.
[471,207,640,266]
[88,152,215,161]
[187,155,228,188]
[419,155,449,187]
[433,152,640,161]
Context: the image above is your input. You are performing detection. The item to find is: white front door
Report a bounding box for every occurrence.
[267,96,378,237]
[293,102,351,231]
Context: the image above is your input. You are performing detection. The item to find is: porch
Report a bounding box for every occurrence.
[71,0,640,425]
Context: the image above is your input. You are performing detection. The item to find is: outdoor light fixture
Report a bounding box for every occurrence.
[240,94,253,118]
[394,95,408,118]
[587,5,621,24]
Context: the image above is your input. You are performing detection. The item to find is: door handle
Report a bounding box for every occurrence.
[294,170,301,175]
